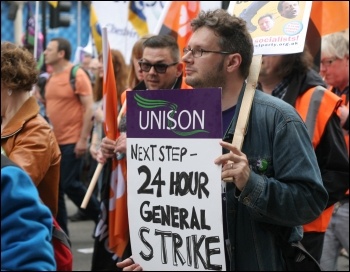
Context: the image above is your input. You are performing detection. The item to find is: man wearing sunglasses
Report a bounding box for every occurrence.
[100,35,184,159]
[100,35,184,157]
[135,35,184,91]
[98,35,184,266]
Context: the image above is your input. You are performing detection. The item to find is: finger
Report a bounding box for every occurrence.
[134,265,143,271]
[219,141,243,155]
[214,151,236,165]
[117,263,140,271]
[101,138,116,147]
[224,162,234,171]
[116,258,133,268]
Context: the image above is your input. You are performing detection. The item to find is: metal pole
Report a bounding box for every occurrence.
[34,1,39,59]
[41,1,47,71]
[14,1,25,45]
[77,1,82,47]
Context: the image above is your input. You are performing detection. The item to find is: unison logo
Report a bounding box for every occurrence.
[135,94,209,136]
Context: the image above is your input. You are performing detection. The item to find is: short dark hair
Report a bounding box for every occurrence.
[50,37,72,61]
[190,9,253,79]
[142,35,180,62]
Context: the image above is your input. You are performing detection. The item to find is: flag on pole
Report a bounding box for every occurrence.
[128,1,149,37]
[101,28,129,259]
[306,1,349,67]
[311,1,349,37]
[36,53,45,71]
[154,1,200,57]
[23,2,44,66]
[90,5,102,55]
[153,1,200,89]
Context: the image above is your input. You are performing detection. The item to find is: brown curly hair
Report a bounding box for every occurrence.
[1,41,39,92]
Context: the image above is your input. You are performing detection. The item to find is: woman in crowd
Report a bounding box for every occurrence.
[1,41,61,217]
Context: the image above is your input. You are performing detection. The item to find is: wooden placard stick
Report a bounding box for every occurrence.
[223,55,262,181]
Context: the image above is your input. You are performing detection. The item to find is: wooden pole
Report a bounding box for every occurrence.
[81,162,103,208]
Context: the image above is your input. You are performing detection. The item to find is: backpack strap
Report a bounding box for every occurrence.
[52,218,72,248]
[69,64,80,92]
[69,64,92,92]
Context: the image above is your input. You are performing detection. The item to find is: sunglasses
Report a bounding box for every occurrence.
[138,61,178,73]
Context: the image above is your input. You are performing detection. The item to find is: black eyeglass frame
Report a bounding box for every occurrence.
[138,61,178,73]
[183,48,233,58]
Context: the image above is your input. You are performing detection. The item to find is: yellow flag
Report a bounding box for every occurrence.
[90,6,102,55]
[128,1,149,37]
[48,1,58,8]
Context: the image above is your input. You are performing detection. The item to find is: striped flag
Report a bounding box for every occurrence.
[155,1,200,57]
[128,1,149,37]
[23,2,44,68]
[154,1,200,89]
[102,29,129,259]
[90,5,102,55]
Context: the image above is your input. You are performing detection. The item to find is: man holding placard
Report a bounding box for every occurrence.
[118,8,328,271]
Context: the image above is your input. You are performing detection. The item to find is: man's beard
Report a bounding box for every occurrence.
[186,59,225,89]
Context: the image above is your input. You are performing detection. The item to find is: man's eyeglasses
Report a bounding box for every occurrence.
[183,48,233,58]
[138,61,178,73]
[320,57,338,68]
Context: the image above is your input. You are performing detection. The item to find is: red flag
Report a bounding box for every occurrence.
[103,46,118,141]
[155,1,200,89]
[103,46,129,258]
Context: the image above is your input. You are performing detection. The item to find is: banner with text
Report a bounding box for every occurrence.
[91,1,221,64]
[127,88,226,271]
[229,1,312,55]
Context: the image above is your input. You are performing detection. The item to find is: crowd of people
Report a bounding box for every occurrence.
[1,5,348,272]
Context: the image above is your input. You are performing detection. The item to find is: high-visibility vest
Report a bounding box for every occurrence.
[295,86,342,233]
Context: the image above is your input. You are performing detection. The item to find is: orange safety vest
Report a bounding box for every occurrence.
[295,86,342,233]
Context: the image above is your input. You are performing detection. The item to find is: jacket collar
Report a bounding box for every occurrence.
[283,69,327,106]
[1,96,40,138]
